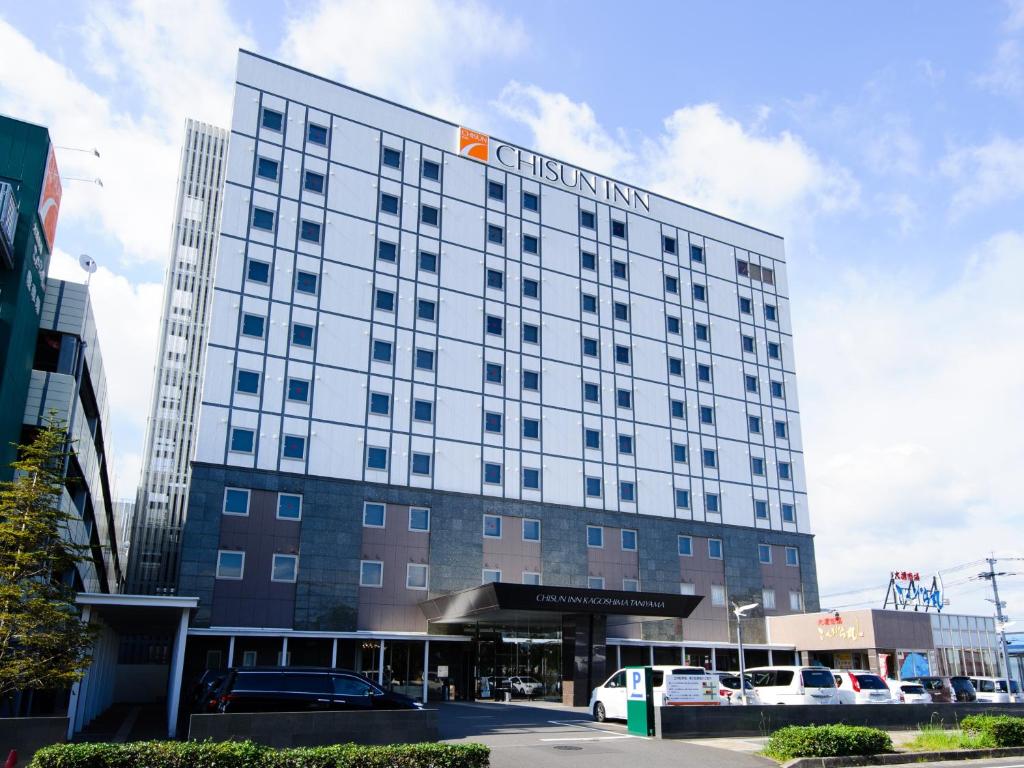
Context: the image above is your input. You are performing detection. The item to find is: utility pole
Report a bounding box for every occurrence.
[978,556,1014,686]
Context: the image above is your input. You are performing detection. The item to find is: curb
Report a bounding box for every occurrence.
[783,745,1024,768]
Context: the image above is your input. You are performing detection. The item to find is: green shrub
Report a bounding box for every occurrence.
[962,714,1024,747]
[28,741,490,768]
[763,725,892,760]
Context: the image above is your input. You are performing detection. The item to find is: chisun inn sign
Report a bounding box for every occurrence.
[459,126,652,212]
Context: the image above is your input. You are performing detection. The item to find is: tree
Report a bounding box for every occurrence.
[0,416,95,703]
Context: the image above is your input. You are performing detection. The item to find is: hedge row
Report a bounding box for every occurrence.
[961,714,1024,747]
[763,724,893,760]
[28,741,490,768]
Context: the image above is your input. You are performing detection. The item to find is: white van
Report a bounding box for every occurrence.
[746,666,839,705]
[970,677,1013,704]
[833,670,895,704]
[590,665,709,721]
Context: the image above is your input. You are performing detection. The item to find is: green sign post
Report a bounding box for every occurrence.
[625,666,654,736]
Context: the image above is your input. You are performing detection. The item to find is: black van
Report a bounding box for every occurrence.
[209,667,422,713]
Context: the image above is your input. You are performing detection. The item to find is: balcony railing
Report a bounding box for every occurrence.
[0,181,18,269]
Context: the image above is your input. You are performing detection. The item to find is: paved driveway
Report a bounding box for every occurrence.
[438,700,774,768]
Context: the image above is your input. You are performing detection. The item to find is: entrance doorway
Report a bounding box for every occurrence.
[471,621,562,700]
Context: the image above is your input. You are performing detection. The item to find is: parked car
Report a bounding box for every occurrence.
[832,671,895,704]
[508,676,544,698]
[187,668,229,713]
[950,676,978,703]
[212,667,422,713]
[970,676,1013,704]
[888,679,932,704]
[746,666,839,705]
[1010,679,1023,704]
[590,665,710,721]
[905,675,976,703]
[718,673,761,705]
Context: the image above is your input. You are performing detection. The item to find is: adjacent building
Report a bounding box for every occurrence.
[126,119,229,594]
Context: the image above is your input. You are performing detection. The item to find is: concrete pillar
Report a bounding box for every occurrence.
[616,645,621,670]
[680,646,686,665]
[166,607,190,738]
[281,636,289,666]
[767,649,774,665]
[422,640,430,703]
[649,646,655,666]
[711,647,717,672]
[227,636,235,667]
[71,608,95,736]
[378,640,386,685]
[331,638,338,668]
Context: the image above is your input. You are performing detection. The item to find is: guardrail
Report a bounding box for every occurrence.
[0,181,18,269]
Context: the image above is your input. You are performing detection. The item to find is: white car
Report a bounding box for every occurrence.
[746,666,840,705]
[718,673,762,705]
[888,679,933,704]
[590,665,709,721]
[833,670,895,704]
[970,677,1013,704]
[508,675,544,697]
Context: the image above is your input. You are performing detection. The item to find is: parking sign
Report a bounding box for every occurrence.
[628,669,647,701]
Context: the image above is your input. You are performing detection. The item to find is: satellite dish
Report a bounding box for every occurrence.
[79,254,97,274]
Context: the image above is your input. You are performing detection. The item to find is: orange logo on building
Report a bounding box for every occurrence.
[459,127,489,162]
[37,145,62,252]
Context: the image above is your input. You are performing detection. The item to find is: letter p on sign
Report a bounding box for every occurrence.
[628,670,646,700]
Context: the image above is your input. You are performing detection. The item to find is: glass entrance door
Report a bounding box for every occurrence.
[471,621,562,701]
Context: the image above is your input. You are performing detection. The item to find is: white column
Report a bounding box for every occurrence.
[767,649,774,665]
[166,607,190,738]
[616,645,621,669]
[71,607,95,737]
[680,646,686,665]
[331,638,338,668]
[422,640,430,703]
[649,646,655,666]
[378,640,386,685]
[227,636,235,667]
[710,648,717,672]
[281,636,289,666]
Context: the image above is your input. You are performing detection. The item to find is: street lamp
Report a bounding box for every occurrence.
[733,602,759,705]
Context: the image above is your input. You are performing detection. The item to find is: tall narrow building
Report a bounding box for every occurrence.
[126,119,228,593]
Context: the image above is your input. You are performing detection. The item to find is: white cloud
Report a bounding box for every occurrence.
[279,0,526,125]
[798,231,1024,613]
[876,191,919,235]
[976,40,1024,97]
[941,135,1024,215]
[1006,0,1024,31]
[863,121,921,176]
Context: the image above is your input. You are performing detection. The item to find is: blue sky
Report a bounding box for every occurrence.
[1,1,1022,615]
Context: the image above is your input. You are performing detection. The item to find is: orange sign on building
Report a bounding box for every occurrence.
[37,145,62,252]
[459,127,489,162]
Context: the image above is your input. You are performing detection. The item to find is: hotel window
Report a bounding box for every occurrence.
[583,337,598,357]
[785,547,800,567]
[522,234,539,254]
[483,569,502,584]
[782,503,795,523]
[675,489,690,508]
[413,399,432,422]
[272,553,299,583]
[697,363,712,382]
[755,500,768,520]
[522,468,540,489]
[739,296,752,314]
[616,389,632,409]
[612,260,627,279]
[584,382,599,402]
[588,576,605,589]
[680,582,696,595]
[523,323,539,344]
[307,122,328,145]
[678,535,692,556]
[673,444,687,463]
[420,204,439,226]
[282,435,306,460]
[615,345,630,364]
[484,411,503,434]
[522,417,540,439]
[690,244,704,263]
[699,405,714,425]
[417,299,437,321]
[230,428,254,454]
[483,514,502,538]
[695,323,709,342]
[418,250,437,272]
[693,284,706,302]
[581,251,596,270]
[261,107,283,131]
[488,180,505,201]
[771,380,785,398]
[415,349,435,371]
[617,434,633,455]
[667,316,680,335]
[706,493,720,513]
[779,461,792,480]
[277,493,302,521]
[295,271,318,295]
[409,507,430,531]
[585,477,602,498]
[523,518,541,542]
[580,210,596,229]
[584,428,600,450]
[664,358,680,378]
[256,157,279,181]
[485,362,503,383]
[483,462,502,485]
[487,224,504,244]
[235,369,260,395]
[742,335,755,354]
[621,529,637,551]
[611,219,626,238]
[522,370,539,391]
[581,293,597,313]
[411,452,432,476]
[291,323,314,347]
[375,289,395,311]
[613,302,629,321]
[223,488,250,516]
[365,446,388,470]
[379,192,399,215]
[407,563,428,590]
[671,400,685,419]
[251,207,275,231]
[522,572,542,585]
[789,591,803,611]
[663,235,677,254]
[382,147,401,168]
[586,525,604,548]
[377,240,397,262]
[711,585,726,607]
[775,420,788,439]
[749,415,762,434]
[620,482,635,501]
[422,159,441,181]
[762,588,776,610]
[486,268,503,289]
[522,191,539,211]
[369,392,390,415]
[216,550,245,580]
[745,374,758,393]
[622,578,639,592]
[299,220,321,243]
[360,560,383,587]
[765,304,778,322]
[523,277,539,298]
[768,342,781,360]
[665,275,678,294]
[372,340,393,362]
[752,456,765,475]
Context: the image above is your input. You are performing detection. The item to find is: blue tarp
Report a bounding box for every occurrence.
[900,652,930,678]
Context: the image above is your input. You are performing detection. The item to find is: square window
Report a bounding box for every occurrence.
[615,345,630,364]
[295,271,318,294]
[706,493,720,513]
[580,210,595,229]
[369,392,390,415]
[360,560,383,587]
[622,578,639,592]
[742,335,755,354]
[699,405,714,424]
[486,315,503,336]
[366,446,388,470]
[680,582,696,596]
[613,302,629,321]
[745,374,758,393]
[277,493,302,520]
[377,240,397,262]
[523,323,539,344]
[583,338,598,357]
[755,500,769,519]
[261,108,283,131]
[711,585,726,607]
[413,399,433,422]
[752,456,765,475]
[420,205,439,226]
[252,207,275,231]
[522,418,540,439]
[616,389,631,409]
[307,123,328,145]
[488,180,505,201]
[775,420,788,439]
[586,525,603,547]
[749,415,762,434]
[415,349,435,370]
[291,323,314,347]
[617,434,633,454]
[763,268,776,285]
[771,380,785,398]
[522,234,539,254]
[789,591,802,611]
[419,251,437,272]
[372,340,393,362]
[407,563,429,590]
[678,535,693,556]
[487,269,504,289]
[611,219,626,238]
[585,477,602,498]
[695,323,709,342]
[485,362,503,383]
[671,399,684,418]
[779,461,792,480]
[693,284,706,302]
[380,192,399,214]
[690,244,704,263]
[487,224,504,244]
[762,589,776,610]
[620,481,635,502]
[768,342,781,360]
[484,411,503,433]
[382,147,401,168]
[282,435,306,460]
[782,503,795,522]
[299,220,321,243]
[581,251,596,270]
[272,553,299,582]
[483,569,502,584]
[739,296,752,314]
[621,529,637,551]
[584,428,600,450]
[663,235,677,254]
[612,260,627,279]
[286,378,309,403]
[483,514,502,538]
[522,467,540,489]
[422,159,441,181]
[582,382,601,402]
[588,576,605,590]
[765,304,778,322]
[257,157,279,180]
[409,507,430,531]
[786,547,800,566]
[667,316,680,334]
[216,550,245,580]
[522,278,539,298]
[483,462,502,484]
[303,170,325,193]
[665,275,678,294]
[522,370,539,390]
[675,488,690,508]
[522,191,539,211]
[223,487,250,516]
[230,428,254,453]
[375,289,395,311]
[697,363,712,383]
[417,299,437,321]
[236,369,260,395]
[702,448,717,467]
[411,452,432,475]
[522,518,541,541]
[708,538,723,559]
[673,443,687,463]
[581,294,597,313]
[737,259,750,277]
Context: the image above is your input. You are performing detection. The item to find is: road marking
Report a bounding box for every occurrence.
[540,735,634,742]
[546,719,641,738]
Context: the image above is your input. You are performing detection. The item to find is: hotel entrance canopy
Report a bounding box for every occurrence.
[420,583,703,624]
